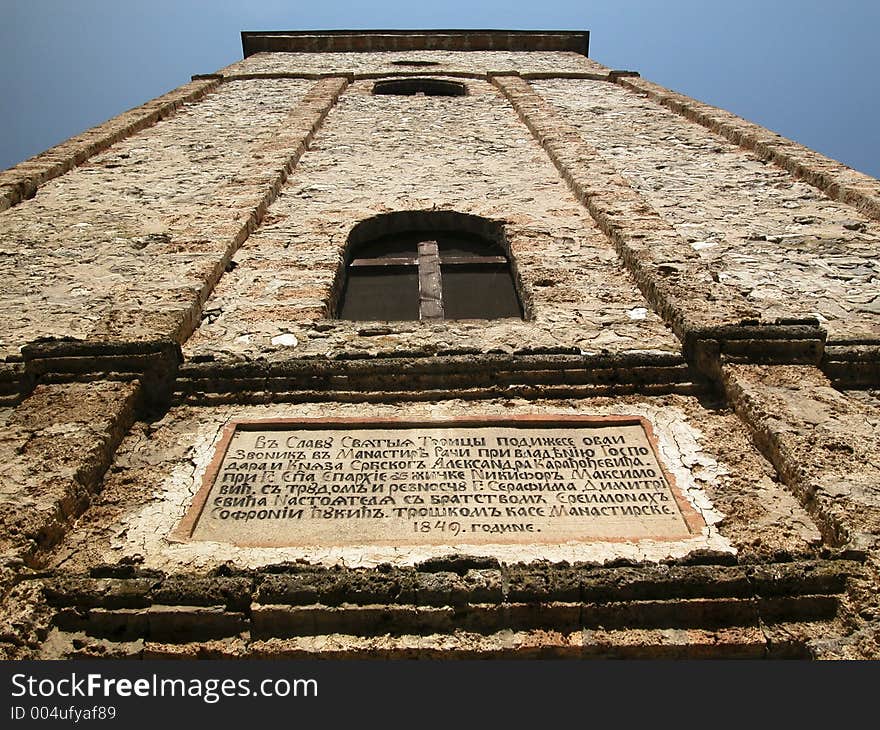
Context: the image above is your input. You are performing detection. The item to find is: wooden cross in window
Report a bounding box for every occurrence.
[348,240,507,320]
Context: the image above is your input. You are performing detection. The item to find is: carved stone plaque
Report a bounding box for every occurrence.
[174,416,705,547]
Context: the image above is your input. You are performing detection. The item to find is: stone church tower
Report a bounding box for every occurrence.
[1,30,879,659]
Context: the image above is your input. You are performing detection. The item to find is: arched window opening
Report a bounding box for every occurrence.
[372,78,467,96]
[337,213,521,321]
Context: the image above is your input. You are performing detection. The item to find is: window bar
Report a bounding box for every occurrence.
[417,240,444,320]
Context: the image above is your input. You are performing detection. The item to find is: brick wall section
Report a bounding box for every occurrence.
[29,558,853,658]
[617,77,880,223]
[0,79,219,213]
[0,77,347,365]
[491,74,782,353]
[533,79,880,344]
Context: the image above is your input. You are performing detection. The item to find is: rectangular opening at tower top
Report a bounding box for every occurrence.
[174,416,706,547]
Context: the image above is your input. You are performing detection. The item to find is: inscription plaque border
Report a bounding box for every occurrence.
[171,415,706,545]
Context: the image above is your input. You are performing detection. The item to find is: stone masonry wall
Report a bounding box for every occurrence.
[184,78,677,364]
[0,79,315,360]
[534,79,880,344]
[616,76,880,223]
[49,395,819,574]
[0,381,139,577]
[0,79,219,213]
[2,38,880,659]
[720,366,880,657]
[219,50,608,78]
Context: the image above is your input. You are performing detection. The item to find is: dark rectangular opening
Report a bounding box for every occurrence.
[339,268,420,320]
[440,264,522,319]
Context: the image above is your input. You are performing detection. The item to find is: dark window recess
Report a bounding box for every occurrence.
[391,59,440,67]
[372,78,467,96]
[342,268,420,321]
[339,231,522,321]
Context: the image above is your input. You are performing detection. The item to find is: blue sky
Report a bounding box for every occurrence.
[2,0,879,177]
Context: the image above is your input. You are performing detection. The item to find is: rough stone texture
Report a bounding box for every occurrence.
[13,550,847,657]
[240,31,592,58]
[492,75,788,358]
[219,50,609,78]
[0,381,139,657]
[184,78,676,364]
[534,78,880,344]
[0,79,219,213]
[241,627,770,659]
[3,32,880,658]
[0,381,140,562]
[810,551,880,659]
[174,350,703,407]
[617,75,880,224]
[722,366,880,552]
[722,365,880,658]
[0,581,55,659]
[45,395,820,575]
[39,623,824,659]
[0,78,339,362]
[27,557,852,658]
